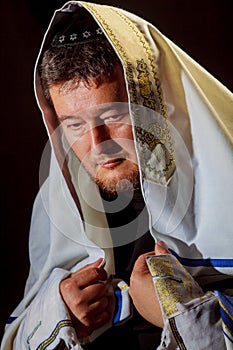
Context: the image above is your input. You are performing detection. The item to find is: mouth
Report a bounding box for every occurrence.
[100,158,126,169]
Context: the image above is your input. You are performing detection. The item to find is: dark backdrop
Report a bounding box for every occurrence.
[1,0,232,341]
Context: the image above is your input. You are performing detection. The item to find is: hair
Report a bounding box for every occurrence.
[39,38,121,105]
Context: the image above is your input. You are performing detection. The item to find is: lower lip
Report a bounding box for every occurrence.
[101,159,124,169]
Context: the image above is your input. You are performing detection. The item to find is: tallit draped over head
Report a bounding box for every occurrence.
[2,1,233,348]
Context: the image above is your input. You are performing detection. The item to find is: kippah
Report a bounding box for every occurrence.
[51,5,104,47]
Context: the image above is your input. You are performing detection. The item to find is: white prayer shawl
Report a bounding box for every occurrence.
[1,1,233,349]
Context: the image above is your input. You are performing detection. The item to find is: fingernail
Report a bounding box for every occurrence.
[157,241,168,249]
[98,258,106,268]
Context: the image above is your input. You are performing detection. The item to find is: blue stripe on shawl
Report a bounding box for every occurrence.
[113,289,122,324]
[170,250,233,268]
[215,291,233,340]
[6,316,17,324]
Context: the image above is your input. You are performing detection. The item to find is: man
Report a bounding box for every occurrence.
[1,2,233,349]
[39,25,161,347]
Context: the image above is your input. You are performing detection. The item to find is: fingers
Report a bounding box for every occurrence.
[88,295,109,314]
[77,294,110,327]
[59,258,113,338]
[70,259,108,289]
[155,240,170,255]
[84,282,108,303]
[76,257,105,273]
[132,241,170,275]
[60,270,108,306]
[133,252,153,274]
[73,296,111,338]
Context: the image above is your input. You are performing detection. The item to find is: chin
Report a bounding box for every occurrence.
[95,165,140,196]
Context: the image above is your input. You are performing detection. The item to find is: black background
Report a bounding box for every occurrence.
[1,0,232,341]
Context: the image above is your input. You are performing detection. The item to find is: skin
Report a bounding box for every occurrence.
[129,241,170,328]
[59,258,114,338]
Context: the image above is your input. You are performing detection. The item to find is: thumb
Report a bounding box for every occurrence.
[78,257,105,272]
[94,257,106,268]
[133,253,152,274]
[155,241,170,255]
[88,257,105,268]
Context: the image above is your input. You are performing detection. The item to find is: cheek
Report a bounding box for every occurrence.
[63,130,90,162]
[111,125,136,153]
[61,123,93,161]
[70,139,90,162]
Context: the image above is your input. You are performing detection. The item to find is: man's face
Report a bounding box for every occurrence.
[49,68,139,195]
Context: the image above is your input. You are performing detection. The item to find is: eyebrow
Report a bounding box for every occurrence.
[58,115,82,122]
[58,104,128,122]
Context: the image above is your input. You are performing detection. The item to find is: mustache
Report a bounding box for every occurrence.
[92,151,129,164]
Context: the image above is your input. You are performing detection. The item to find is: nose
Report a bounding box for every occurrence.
[89,123,111,154]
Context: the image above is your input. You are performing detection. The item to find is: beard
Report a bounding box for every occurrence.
[95,165,140,197]
[78,157,140,198]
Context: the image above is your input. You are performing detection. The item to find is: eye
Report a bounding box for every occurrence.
[63,120,87,136]
[104,113,128,124]
[68,122,83,130]
[63,119,84,131]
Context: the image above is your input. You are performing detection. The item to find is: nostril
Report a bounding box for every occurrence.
[91,138,122,155]
[102,140,122,155]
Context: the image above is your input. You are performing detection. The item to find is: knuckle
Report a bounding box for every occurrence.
[81,313,93,327]
[60,278,73,294]
[73,296,82,308]
[74,292,88,307]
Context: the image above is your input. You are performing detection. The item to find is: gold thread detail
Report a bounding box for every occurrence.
[222,321,233,337]
[219,299,233,321]
[36,320,73,350]
[169,318,187,350]
[150,258,182,316]
[81,3,175,182]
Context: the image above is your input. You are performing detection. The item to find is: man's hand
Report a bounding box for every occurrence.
[129,241,170,328]
[60,258,113,338]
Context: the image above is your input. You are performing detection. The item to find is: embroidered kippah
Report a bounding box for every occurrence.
[52,27,103,47]
[51,5,104,47]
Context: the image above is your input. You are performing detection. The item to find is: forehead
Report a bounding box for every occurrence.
[50,72,128,118]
